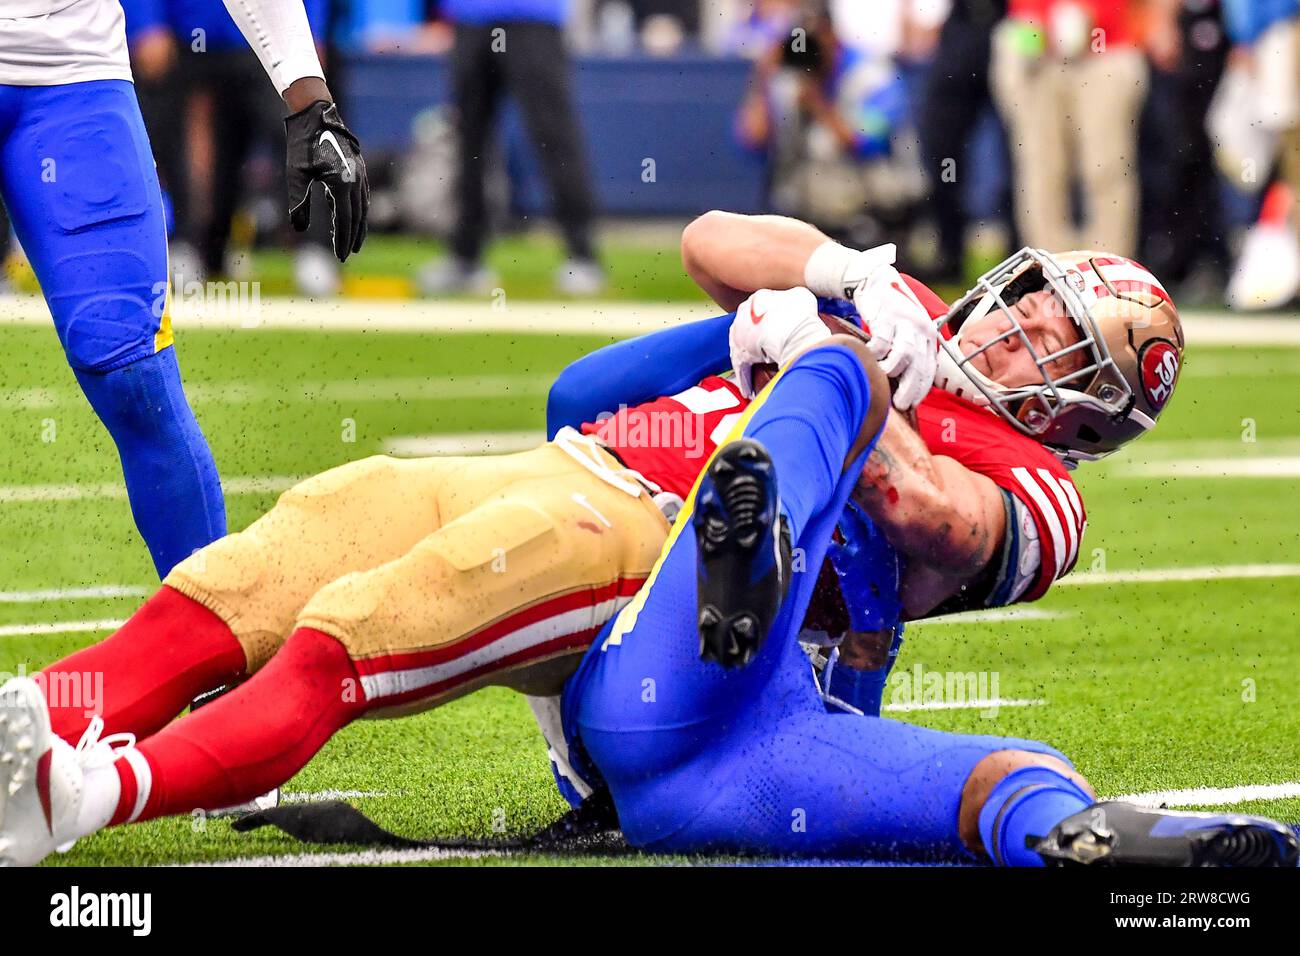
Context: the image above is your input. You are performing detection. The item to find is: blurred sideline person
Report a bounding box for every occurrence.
[420,0,605,296]
[0,0,367,578]
[1139,0,1230,301]
[123,0,343,297]
[991,0,1177,257]
[1217,0,1300,307]
[735,6,926,245]
[920,0,1009,282]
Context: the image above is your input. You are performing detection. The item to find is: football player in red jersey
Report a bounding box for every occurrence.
[665,210,1184,695]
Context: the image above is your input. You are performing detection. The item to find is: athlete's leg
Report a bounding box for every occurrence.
[83,445,668,826]
[0,80,222,576]
[35,453,473,744]
[576,340,888,836]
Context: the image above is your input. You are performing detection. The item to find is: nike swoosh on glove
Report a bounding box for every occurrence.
[729,287,831,398]
[284,100,370,261]
[851,266,939,410]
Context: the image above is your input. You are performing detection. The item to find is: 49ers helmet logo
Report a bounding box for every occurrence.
[1138,340,1180,411]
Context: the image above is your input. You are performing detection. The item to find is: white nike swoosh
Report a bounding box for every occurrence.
[318,130,354,179]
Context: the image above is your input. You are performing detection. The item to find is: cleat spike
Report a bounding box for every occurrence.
[693,440,792,668]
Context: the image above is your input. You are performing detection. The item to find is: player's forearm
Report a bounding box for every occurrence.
[681,211,832,311]
[850,415,997,576]
[223,0,326,100]
[545,314,733,438]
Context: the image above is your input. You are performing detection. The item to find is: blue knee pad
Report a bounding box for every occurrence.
[75,348,225,577]
[0,81,169,372]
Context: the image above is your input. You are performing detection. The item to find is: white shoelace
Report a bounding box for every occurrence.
[74,716,137,769]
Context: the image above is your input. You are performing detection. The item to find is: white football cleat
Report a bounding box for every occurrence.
[0,677,135,866]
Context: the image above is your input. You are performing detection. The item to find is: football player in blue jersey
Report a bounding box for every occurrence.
[0,0,367,576]
[542,281,1299,867]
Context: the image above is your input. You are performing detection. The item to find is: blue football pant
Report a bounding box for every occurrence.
[575,345,1067,859]
[0,80,225,575]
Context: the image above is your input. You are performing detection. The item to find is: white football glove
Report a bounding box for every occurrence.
[729,287,831,398]
[851,265,939,410]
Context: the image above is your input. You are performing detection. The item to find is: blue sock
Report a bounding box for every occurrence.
[74,348,225,577]
[826,632,902,716]
[977,765,1094,866]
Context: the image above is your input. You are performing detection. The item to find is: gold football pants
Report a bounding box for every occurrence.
[164,442,669,714]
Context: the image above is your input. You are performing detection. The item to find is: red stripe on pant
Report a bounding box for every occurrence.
[360,627,601,711]
[352,575,644,684]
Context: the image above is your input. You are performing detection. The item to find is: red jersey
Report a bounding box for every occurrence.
[915,389,1086,600]
[1007,0,1138,49]
[581,374,748,500]
[581,277,1088,604]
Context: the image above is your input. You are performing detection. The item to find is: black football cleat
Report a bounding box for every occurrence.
[1031,801,1300,867]
[693,439,792,668]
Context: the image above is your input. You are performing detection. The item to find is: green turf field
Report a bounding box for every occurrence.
[0,304,1297,866]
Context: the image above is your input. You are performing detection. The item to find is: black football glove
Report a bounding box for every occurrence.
[284,99,369,261]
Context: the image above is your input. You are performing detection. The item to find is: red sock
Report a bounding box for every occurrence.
[39,586,247,744]
[111,627,366,824]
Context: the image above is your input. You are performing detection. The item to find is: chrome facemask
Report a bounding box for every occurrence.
[935,248,1133,442]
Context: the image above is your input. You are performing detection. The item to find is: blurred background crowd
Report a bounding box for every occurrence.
[9,0,1300,309]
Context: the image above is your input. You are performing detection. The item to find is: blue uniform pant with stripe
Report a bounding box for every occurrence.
[568,346,1067,859]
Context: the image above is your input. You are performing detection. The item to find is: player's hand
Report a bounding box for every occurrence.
[284,100,369,261]
[851,265,938,411]
[729,287,831,398]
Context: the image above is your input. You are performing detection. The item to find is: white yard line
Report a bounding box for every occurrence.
[0,618,123,637]
[0,585,147,603]
[882,698,1045,713]
[0,375,552,411]
[180,846,506,867]
[0,295,1294,342]
[910,608,1066,626]
[179,780,1300,866]
[1058,563,1300,586]
[0,474,303,503]
[282,790,391,802]
[1118,456,1300,478]
[1113,782,1300,808]
[383,430,543,457]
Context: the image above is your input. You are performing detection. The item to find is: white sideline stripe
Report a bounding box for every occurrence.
[1119,456,1300,478]
[181,846,506,867]
[0,296,1293,341]
[1118,436,1300,458]
[0,585,147,603]
[1059,563,1300,586]
[882,697,1045,713]
[0,474,303,503]
[383,430,543,457]
[0,375,552,411]
[910,608,1066,626]
[1114,782,1300,808]
[283,790,391,802]
[0,618,123,637]
[183,780,1300,866]
[0,294,702,334]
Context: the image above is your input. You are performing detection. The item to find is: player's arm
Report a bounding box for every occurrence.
[546,314,735,438]
[685,211,938,409]
[681,211,833,311]
[850,415,1007,619]
[221,0,369,261]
